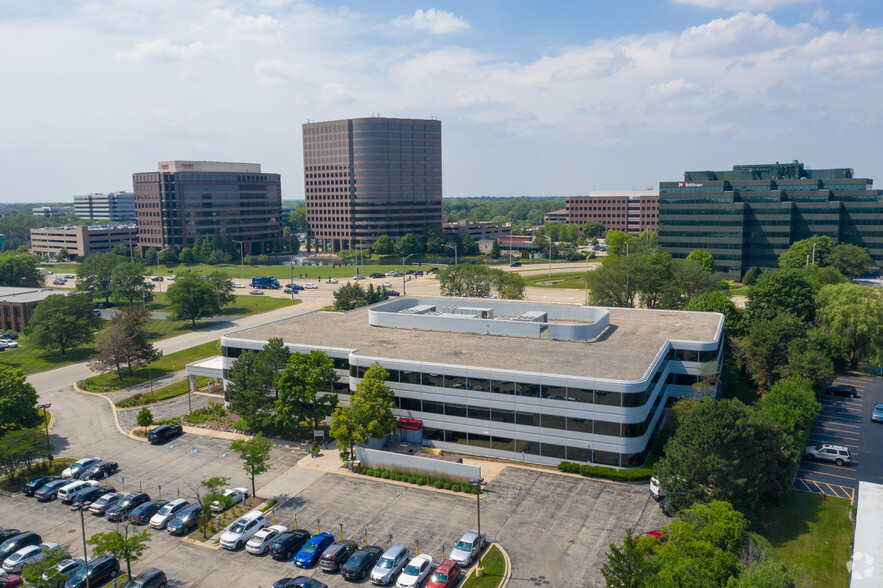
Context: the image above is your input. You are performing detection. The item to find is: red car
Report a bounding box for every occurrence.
[426,559,460,588]
[0,574,23,587]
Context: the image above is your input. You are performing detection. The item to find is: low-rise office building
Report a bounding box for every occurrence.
[193,297,723,468]
[30,224,139,258]
[74,192,136,222]
[543,209,568,224]
[442,220,513,240]
[566,190,659,235]
[0,287,80,332]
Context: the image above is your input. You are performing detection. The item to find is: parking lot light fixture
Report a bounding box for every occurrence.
[36,403,52,468]
[79,507,91,588]
[402,254,414,295]
[469,477,488,577]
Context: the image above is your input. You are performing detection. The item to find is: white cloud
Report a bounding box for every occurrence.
[647,78,699,98]
[673,11,813,58]
[811,7,829,24]
[672,0,813,9]
[118,39,209,62]
[394,8,469,34]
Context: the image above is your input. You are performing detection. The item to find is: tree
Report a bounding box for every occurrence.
[655,398,789,518]
[330,363,397,460]
[585,255,640,308]
[817,282,883,369]
[488,239,501,258]
[25,293,101,355]
[55,248,69,263]
[583,220,605,238]
[0,365,41,433]
[686,249,716,274]
[0,428,50,480]
[226,339,290,433]
[157,247,177,266]
[736,313,806,391]
[87,523,151,579]
[437,264,525,299]
[88,307,160,378]
[745,269,816,324]
[422,224,448,254]
[0,250,44,288]
[194,476,230,538]
[110,262,148,304]
[778,235,835,270]
[684,290,748,339]
[206,270,236,306]
[289,206,307,232]
[741,267,758,285]
[827,243,873,277]
[760,377,820,462]
[88,322,133,380]
[229,433,273,498]
[603,230,636,257]
[600,528,654,588]
[178,247,195,264]
[137,407,153,432]
[273,350,339,434]
[531,234,549,255]
[76,252,122,302]
[372,234,394,256]
[20,544,70,588]
[166,273,226,326]
[395,233,424,257]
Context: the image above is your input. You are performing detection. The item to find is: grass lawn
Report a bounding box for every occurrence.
[462,544,506,588]
[83,340,221,391]
[143,291,297,315]
[755,490,853,588]
[149,261,436,281]
[115,376,209,407]
[0,458,76,492]
[523,271,589,289]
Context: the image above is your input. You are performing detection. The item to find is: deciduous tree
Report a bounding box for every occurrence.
[229,433,273,498]
[20,544,70,588]
[816,282,883,369]
[760,377,820,461]
[87,523,151,579]
[329,404,361,461]
[686,249,716,274]
[778,235,835,270]
[226,338,290,433]
[604,230,636,257]
[600,528,654,588]
[745,269,816,324]
[110,262,148,304]
[273,350,339,434]
[166,273,224,326]
[372,234,395,256]
[194,475,230,538]
[0,365,41,433]
[137,407,153,432]
[0,429,50,480]
[583,220,605,238]
[684,290,748,339]
[351,363,398,441]
[395,233,423,257]
[827,243,873,277]
[0,250,44,288]
[76,251,122,302]
[25,293,101,355]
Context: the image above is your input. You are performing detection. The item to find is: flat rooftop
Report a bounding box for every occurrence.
[227,297,723,382]
[0,287,71,304]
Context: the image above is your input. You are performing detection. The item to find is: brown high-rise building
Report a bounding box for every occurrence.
[303,117,442,252]
[133,161,282,255]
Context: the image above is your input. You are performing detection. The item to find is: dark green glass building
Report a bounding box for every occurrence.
[658,161,883,280]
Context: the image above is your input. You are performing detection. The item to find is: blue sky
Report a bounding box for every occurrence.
[1,0,883,201]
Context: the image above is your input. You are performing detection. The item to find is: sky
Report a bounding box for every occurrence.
[2,0,883,202]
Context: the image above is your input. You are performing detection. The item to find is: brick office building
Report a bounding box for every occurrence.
[565,190,659,235]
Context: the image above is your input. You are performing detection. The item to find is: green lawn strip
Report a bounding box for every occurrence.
[0,458,77,492]
[150,261,436,281]
[115,376,211,408]
[462,544,506,588]
[83,340,221,392]
[143,292,297,315]
[523,271,588,289]
[755,491,852,588]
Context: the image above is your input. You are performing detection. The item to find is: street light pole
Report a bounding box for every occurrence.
[585,253,590,306]
[469,477,488,577]
[445,243,458,266]
[402,254,414,295]
[234,241,245,280]
[290,256,295,300]
[79,507,91,588]
[37,403,52,468]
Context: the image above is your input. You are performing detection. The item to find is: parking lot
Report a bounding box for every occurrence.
[0,466,666,587]
[795,372,883,500]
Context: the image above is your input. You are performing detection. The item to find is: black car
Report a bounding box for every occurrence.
[21,475,60,496]
[319,540,358,573]
[128,500,168,525]
[147,424,183,444]
[65,555,119,588]
[70,487,115,511]
[340,545,383,581]
[95,302,116,309]
[509,261,522,267]
[79,461,118,480]
[105,492,151,522]
[0,531,41,562]
[385,289,400,297]
[825,384,858,398]
[368,273,385,279]
[0,531,21,544]
[123,567,167,588]
[167,503,202,536]
[0,333,18,340]
[270,530,312,560]
[273,577,328,588]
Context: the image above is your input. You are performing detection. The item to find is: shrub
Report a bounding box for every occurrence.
[579,464,591,476]
[434,480,444,489]
[363,468,373,476]
[416,477,425,486]
[373,470,381,478]
[451,483,461,492]
[557,461,580,474]
[408,475,417,484]
[443,481,452,490]
[381,471,390,479]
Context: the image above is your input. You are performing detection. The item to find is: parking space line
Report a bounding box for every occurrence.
[814,421,862,430]
[797,466,856,480]
[807,439,858,449]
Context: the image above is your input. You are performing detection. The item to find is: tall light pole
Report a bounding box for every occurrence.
[402,254,414,295]
[233,241,245,281]
[36,403,52,468]
[469,477,488,577]
[445,243,458,266]
[584,252,591,306]
[290,256,295,300]
[79,507,91,588]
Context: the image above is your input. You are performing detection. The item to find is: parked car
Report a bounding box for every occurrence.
[123,567,167,588]
[352,275,366,280]
[58,481,99,504]
[340,545,382,582]
[649,477,664,501]
[128,500,168,525]
[319,540,358,573]
[426,559,461,588]
[294,532,335,568]
[105,492,151,522]
[368,273,384,279]
[2,542,63,574]
[385,290,400,297]
[396,554,432,588]
[873,402,883,423]
[0,574,21,587]
[304,283,318,289]
[804,443,852,466]
[0,333,18,340]
[95,302,115,309]
[21,476,59,497]
[272,577,328,588]
[0,534,19,546]
[825,384,858,398]
[62,458,101,479]
[385,271,399,277]
[449,530,486,567]
[64,555,119,588]
[246,525,288,555]
[379,282,392,288]
[44,558,85,587]
[210,487,248,512]
[70,487,115,511]
[166,503,203,536]
[150,498,189,529]
[79,461,118,480]
[270,530,311,561]
[220,510,266,551]
[147,424,182,444]
[249,290,265,295]
[0,533,42,564]
[88,492,121,515]
[326,279,338,284]
[34,480,69,501]
[370,544,409,585]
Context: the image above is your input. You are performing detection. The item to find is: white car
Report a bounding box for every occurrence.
[220,510,266,550]
[210,487,248,512]
[379,282,392,288]
[650,477,664,501]
[326,278,338,284]
[245,524,288,555]
[2,542,64,573]
[3,341,17,348]
[396,554,433,588]
[150,498,190,529]
[232,282,246,288]
[62,457,101,478]
[304,283,318,289]
[43,558,85,585]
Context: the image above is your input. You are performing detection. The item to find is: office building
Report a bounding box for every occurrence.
[132,161,282,255]
[658,161,883,280]
[565,190,659,235]
[188,297,723,468]
[32,206,72,217]
[0,287,81,332]
[543,209,568,224]
[30,224,139,258]
[74,192,135,222]
[303,117,443,252]
[442,220,512,240]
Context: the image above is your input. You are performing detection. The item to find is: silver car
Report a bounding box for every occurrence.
[150,498,190,529]
[370,544,409,585]
[449,530,486,567]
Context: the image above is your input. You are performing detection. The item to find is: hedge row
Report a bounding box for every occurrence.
[557,461,655,481]
[358,467,477,493]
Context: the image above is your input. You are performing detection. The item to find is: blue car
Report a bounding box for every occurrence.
[293,532,335,568]
[872,402,883,423]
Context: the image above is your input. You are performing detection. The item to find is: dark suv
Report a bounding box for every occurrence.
[147,424,183,444]
[319,540,357,572]
[105,492,151,521]
[123,567,167,588]
[825,384,858,398]
[167,503,203,536]
[65,555,119,588]
[0,532,41,562]
[79,461,118,480]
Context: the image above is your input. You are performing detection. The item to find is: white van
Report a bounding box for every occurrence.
[58,480,98,503]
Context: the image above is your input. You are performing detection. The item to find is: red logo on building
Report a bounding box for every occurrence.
[180,163,194,168]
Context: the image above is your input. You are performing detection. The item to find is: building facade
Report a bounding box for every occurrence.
[194,297,723,469]
[565,190,659,235]
[543,209,568,224]
[74,192,136,222]
[442,220,512,240]
[0,287,82,332]
[303,117,443,252]
[30,224,139,258]
[658,161,883,280]
[132,161,282,255]
[32,207,72,217]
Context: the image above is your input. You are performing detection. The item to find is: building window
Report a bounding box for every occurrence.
[595,390,621,407]
[593,450,620,467]
[423,427,444,441]
[468,433,491,448]
[540,443,566,459]
[491,409,515,424]
[567,446,592,463]
[468,406,490,420]
[400,370,420,385]
[545,385,566,400]
[492,436,515,452]
[446,430,467,446]
[541,414,566,430]
[515,411,539,426]
[399,397,421,412]
[515,439,539,455]
[594,420,621,437]
[568,417,593,434]
[444,403,467,417]
[422,400,443,414]
[567,388,593,403]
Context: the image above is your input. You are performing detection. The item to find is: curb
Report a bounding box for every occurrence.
[73,380,144,443]
[462,542,510,587]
